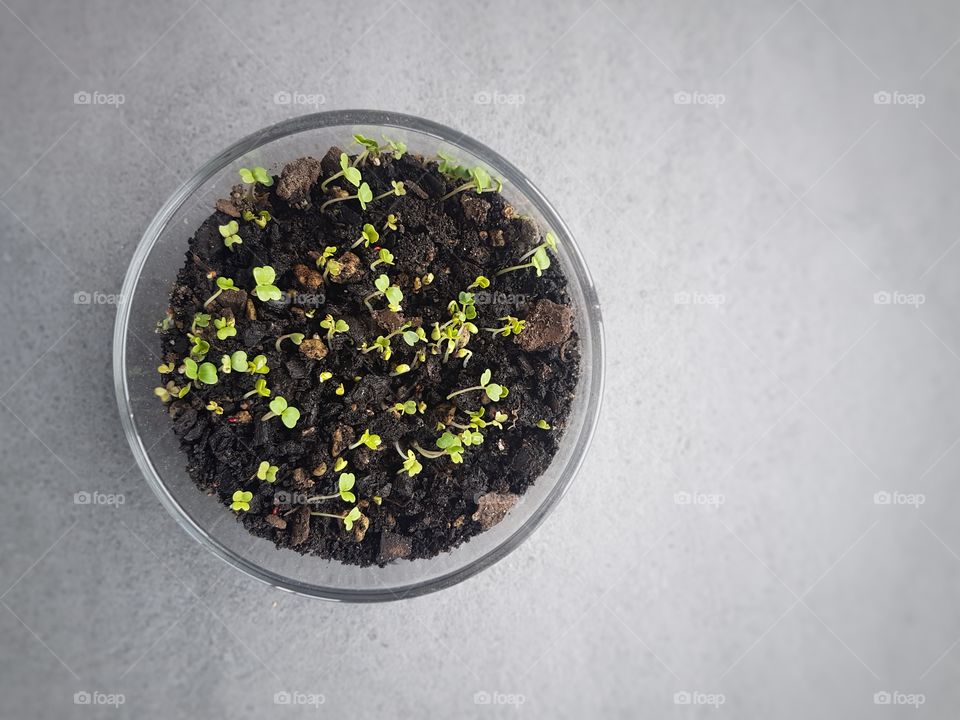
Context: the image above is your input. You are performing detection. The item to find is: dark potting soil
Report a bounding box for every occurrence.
[156,146,581,566]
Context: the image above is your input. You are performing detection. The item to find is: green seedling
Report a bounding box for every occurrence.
[446,368,508,401]
[320,313,349,341]
[383,135,406,159]
[437,152,472,180]
[318,371,333,383]
[274,332,305,352]
[309,505,363,531]
[213,316,237,340]
[413,431,465,464]
[321,152,363,190]
[333,457,348,472]
[316,246,341,279]
[384,213,398,232]
[219,220,241,250]
[157,362,175,374]
[370,248,394,270]
[392,400,418,415]
[468,275,490,290]
[412,272,434,291]
[485,315,526,337]
[154,380,189,402]
[251,266,282,302]
[361,322,418,361]
[352,223,380,250]
[230,490,253,512]
[238,166,273,187]
[242,377,271,399]
[373,180,405,202]
[349,429,382,451]
[181,357,218,385]
[191,312,211,333]
[262,396,300,428]
[203,276,239,307]
[220,350,249,374]
[242,209,271,228]
[319,181,373,212]
[306,473,357,503]
[439,166,502,201]
[335,383,345,396]
[255,461,279,483]
[206,401,224,415]
[536,419,552,430]
[395,447,423,477]
[459,428,484,446]
[390,364,411,376]
[247,354,270,375]
[187,333,210,361]
[364,274,403,313]
[497,232,557,277]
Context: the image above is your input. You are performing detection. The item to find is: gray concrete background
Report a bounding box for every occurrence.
[1,0,959,717]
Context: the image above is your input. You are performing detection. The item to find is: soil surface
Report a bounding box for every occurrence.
[157,144,580,566]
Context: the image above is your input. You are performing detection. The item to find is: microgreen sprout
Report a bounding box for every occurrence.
[220,350,248,374]
[203,276,239,307]
[395,446,423,477]
[333,457,348,472]
[308,504,363,531]
[335,383,345,396]
[255,461,279,483]
[188,333,210,360]
[383,136,407,159]
[485,315,526,337]
[373,180,405,202]
[274,332,305,352]
[261,396,300,428]
[213,316,237,340]
[230,490,253,512]
[337,473,357,503]
[316,246,341,279]
[363,274,403,313]
[352,223,380,249]
[242,377,270,399]
[439,166,502,201]
[468,275,490,289]
[497,232,557,277]
[370,248,394,270]
[251,266,282,302]
[321,152,362,190]
[206,401,224,415]
[191,312,211,333]
[536,419,552,430]
[428,291,478,363]
[238,166,273,187]
[446,368,508,401]
[242,209,272,228]
[319,181,373,212]
[219,220,242,250]
[154,381,189,402]
[181,357,218,385]
[320,314,349,341]
[361,322,418,361]
[437,152,472,180]
[318,371,333,383]
[349,429,382,451]
[384,213,398,232]
[412,272,434,291]
[390,364,411,376]
[413,431,465,464]
[247,354,270,374]
[459,428,484,446]
[157,362,175,374]
[392,400,418,415]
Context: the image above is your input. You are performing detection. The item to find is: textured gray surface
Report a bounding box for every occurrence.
[1,0,959,717]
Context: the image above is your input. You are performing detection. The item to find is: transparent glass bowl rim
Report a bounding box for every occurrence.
[113,110,605,601]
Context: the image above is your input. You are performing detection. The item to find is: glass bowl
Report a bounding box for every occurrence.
[113,110,604,601]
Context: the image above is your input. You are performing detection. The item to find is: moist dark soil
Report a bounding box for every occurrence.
[156,146,580,566]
